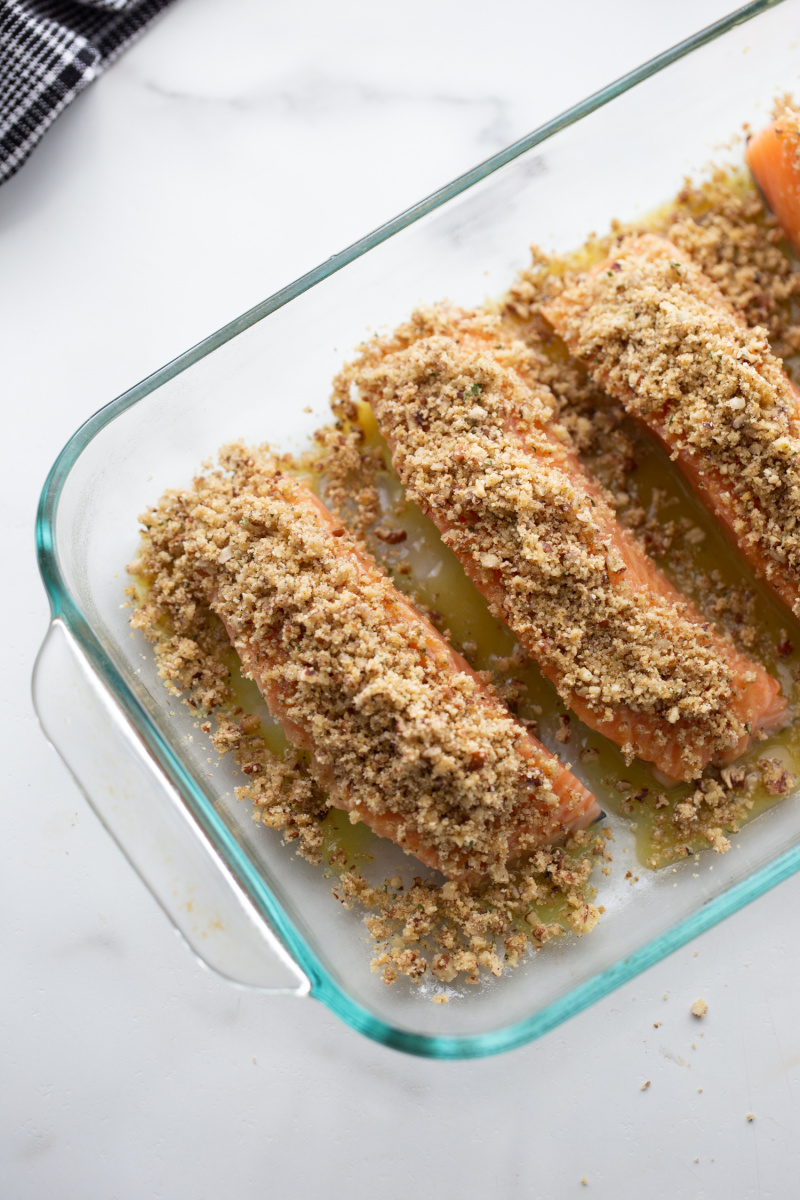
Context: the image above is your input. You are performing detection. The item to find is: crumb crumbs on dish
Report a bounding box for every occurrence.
[643,755,795,868]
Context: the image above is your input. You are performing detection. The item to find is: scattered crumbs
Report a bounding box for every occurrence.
[694,1158,700,1164]
[555,714,572,744]
[698,1088,703,1094]
[641,1080,651,1091]
[747,1112,755,1122]
[691,998,708,1018]
[581,1178,588,1188]
[759,756,795,796]
[692,1042,697,1050]
[653,1021,662,1028]
[642,763,793,868]
[432,993,450,1005]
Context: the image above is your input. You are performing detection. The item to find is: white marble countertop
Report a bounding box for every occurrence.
[4,1,800,1196]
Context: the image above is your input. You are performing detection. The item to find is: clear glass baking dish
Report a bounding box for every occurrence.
[34,0,800,1058]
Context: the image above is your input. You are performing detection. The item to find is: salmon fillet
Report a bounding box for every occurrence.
[543,232,800,622]
[338,306,785,782]
[149,445,598,882]
[747,107,800,254]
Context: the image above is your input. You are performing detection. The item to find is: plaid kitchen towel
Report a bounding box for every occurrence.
[0,0,175,185]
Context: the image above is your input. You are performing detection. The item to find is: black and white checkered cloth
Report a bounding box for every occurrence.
[0,0,175,185]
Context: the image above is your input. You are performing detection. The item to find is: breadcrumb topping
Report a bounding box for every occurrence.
[664,172,800,362]
[545,233,800,615]
[336,305,755,775]
[504,166,800,358]
[502,167,800,527]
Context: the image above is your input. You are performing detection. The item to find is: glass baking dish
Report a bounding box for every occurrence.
[34,0,800,1059]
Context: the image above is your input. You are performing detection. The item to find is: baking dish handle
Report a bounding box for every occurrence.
[32,618,310,995]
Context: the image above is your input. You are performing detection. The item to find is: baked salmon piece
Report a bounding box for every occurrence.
[746,106,800,253]
[543,232,800,622]
[337,306,785,782]
[140,445,598,883]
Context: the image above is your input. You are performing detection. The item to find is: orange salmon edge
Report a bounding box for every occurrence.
[747,116,800,251]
